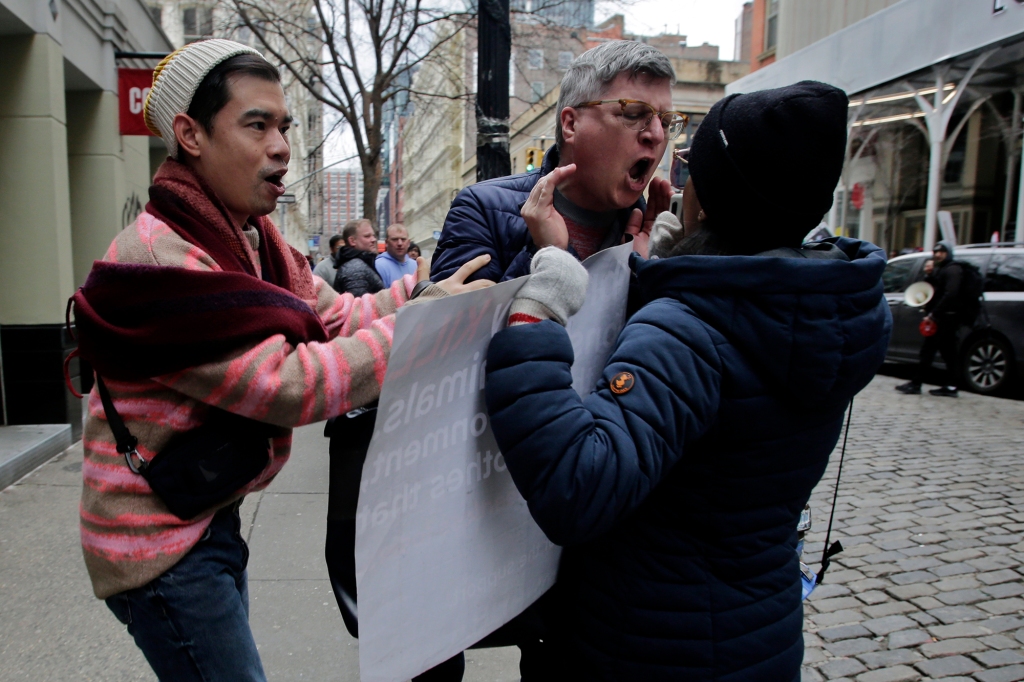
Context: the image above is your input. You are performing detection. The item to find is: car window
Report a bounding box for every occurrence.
[882,258,918,293]
[956,254,988,273]
[985,254,1024,292]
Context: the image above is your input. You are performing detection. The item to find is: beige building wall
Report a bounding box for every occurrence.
[0,34,75,325]
[0,0,172,430]
[66,91,153,288]
[402,26,469,261]
[777,0,903,59]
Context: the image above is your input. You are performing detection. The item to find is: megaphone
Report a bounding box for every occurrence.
[904,281,934,307]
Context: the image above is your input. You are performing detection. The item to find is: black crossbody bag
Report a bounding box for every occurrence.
[95,376,272,520]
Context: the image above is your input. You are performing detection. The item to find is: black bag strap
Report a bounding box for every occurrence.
[95,375,148,474]
[816,398,853,585]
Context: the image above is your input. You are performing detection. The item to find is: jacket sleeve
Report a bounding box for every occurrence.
[430,186,532,283]
[312,259,335,285]
[485,303,722,546]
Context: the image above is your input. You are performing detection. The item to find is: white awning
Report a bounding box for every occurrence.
[727,0,1024,97]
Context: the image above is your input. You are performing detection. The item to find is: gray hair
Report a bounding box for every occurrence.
[555,41,676,147]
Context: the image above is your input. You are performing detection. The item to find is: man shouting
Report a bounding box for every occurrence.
[431,39,683,283]
[71,40,488,682]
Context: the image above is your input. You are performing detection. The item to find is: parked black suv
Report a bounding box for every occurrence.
[882,243,1024,394]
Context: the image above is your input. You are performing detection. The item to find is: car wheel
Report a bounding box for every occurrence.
[961,335,1013,395]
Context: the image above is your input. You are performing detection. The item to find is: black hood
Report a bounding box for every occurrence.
[334,245,377,268]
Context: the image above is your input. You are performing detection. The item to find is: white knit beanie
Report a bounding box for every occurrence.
[143,39,264,156]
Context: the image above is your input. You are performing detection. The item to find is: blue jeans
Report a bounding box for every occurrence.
[105,502,266,682]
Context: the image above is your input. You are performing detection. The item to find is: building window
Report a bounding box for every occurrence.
[764,0,779,52]
[558,51,573,70]
[531,81,545,103]
[147,4,162,27]
[527,49,544,70]
[183,6,214,42]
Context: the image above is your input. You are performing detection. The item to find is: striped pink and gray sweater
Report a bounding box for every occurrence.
[81,212,420,599]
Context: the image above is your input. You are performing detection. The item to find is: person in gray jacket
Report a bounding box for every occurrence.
[313,233,344,284]
[332,219,386,296]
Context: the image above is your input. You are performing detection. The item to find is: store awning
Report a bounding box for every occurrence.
[726,0,1024,248]
[727,0,1024,99]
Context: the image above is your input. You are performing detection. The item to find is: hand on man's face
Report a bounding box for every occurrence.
[521,164,575,250]
[560,72,673,212]
[624,176,674,258]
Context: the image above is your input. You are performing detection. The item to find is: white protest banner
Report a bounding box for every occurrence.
[355,243,632,682]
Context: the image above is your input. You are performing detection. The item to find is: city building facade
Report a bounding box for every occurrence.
[731,0,1024,253]
[0,0,173,431]
[323,168,365,235]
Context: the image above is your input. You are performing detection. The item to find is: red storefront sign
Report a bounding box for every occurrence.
[850,183,865,211]
[118,68,156,136]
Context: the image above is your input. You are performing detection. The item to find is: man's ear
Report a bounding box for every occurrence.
[172,112,204,160]
[559,107,578,146]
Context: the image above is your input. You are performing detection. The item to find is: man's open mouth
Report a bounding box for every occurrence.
[628,158,653,183]
[264,171,286,196]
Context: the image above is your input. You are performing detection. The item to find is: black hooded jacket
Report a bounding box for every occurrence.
[332,246,384,297]
[925,240,975,319]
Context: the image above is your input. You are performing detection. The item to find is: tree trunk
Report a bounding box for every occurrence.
[362,155,383,234]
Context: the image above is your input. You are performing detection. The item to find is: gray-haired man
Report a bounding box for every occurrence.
[424,39,683,681]
[430,40,683,283]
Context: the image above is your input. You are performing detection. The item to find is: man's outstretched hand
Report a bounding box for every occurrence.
[521,164,576,251]
[434,254,495,295]
[625,176,674,259]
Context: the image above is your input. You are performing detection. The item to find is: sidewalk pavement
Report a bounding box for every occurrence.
[0,424,72,490]
[0,417,518,682]
[0,374,1021,681]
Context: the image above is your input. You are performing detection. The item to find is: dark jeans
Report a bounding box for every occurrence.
[105,502,266,682]
[914,317,962,388]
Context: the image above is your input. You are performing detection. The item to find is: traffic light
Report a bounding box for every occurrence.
[525,147,543,172]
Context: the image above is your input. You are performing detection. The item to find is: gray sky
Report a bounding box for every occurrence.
[597,0,749,60]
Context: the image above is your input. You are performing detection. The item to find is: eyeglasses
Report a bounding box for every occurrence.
[575,99,690,140]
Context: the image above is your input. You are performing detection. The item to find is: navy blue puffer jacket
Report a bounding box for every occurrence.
[430,148,643,283]
[485,238,891,681]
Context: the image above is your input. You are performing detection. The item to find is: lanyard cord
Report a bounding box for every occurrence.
[816,398,853,585]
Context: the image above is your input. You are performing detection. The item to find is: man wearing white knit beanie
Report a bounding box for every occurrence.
[75,38,492,682]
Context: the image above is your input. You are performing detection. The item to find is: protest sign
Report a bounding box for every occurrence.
[355,243,632,682]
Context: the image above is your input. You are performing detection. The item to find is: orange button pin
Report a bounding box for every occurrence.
[610,371,634,395]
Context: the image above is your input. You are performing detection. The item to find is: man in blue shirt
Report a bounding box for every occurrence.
[375,223,417,286]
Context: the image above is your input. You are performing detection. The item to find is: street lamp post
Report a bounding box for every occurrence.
[476,0,511,182]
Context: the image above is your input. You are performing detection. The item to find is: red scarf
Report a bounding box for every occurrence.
[147,159,318,307]
[70,160,328,381]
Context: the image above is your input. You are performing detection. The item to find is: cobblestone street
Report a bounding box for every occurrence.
[801,374,1024,682]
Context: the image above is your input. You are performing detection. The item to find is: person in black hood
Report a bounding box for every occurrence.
[896,240,978,397]
[332,219,385,296]
[482,81,891,681]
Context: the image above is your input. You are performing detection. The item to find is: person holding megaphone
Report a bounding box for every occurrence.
[895,241,981,397]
